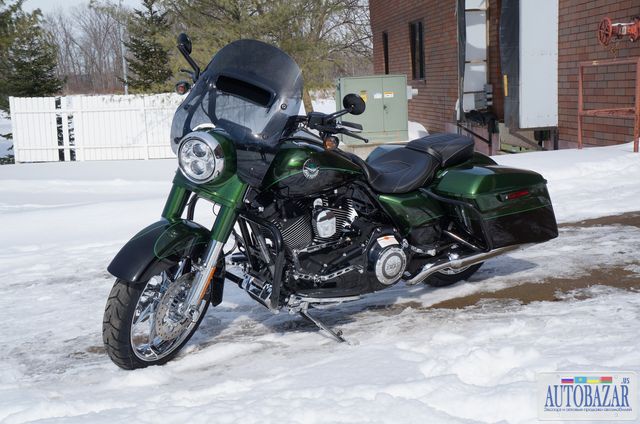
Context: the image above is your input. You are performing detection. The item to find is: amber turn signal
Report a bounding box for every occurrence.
[323,136,339,150]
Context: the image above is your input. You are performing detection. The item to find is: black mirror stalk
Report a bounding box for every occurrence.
[325,108,350,122]
[179,68,196,81]
[177,33,200,82]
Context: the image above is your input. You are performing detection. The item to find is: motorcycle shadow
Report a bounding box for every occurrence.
[472,256,537,278]
[191,256,539,346]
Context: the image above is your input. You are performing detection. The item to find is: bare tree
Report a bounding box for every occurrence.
[46,0,372,98]
[160,0,372,110]
[44,2,129,94]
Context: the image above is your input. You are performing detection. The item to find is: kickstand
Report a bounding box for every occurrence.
[300,308,347,343]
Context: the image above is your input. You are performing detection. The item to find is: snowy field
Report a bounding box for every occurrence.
[1,143,639,423]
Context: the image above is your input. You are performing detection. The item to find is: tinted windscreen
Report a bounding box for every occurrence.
[170,39,303,186]
[216,75,273,107]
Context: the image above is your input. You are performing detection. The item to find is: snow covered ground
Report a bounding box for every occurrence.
[495,142,640,223]
[1,143,639,423]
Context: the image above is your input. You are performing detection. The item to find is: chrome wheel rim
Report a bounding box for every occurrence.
[129,265,207,362]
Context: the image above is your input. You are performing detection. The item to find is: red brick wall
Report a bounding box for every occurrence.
[559,0,640,147]
[371,0,640,147]
[370,0,504,133]
[370,0,459,133]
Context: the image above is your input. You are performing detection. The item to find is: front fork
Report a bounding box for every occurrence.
[184,205,238,320]
[162,183,244,321]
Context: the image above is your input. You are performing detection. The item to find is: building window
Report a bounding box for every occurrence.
[462,1,489,113]
[410,20,425,80]
[382,32,389,74]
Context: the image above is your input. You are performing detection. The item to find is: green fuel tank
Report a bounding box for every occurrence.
[262,139,363,197]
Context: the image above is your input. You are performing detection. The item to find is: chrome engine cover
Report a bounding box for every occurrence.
[311,200,356,242]
[314,209,337,238]
[371,236,407,285]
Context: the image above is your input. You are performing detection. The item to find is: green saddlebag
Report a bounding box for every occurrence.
[432,165,558,249]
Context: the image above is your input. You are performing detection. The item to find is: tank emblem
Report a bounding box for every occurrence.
[303,159,319,179]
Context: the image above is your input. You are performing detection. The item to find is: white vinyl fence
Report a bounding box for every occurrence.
[9,93,183,162]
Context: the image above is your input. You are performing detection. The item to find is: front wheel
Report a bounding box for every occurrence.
[102,267,209,370]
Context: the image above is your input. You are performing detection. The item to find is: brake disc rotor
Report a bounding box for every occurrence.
[154,272,195,341]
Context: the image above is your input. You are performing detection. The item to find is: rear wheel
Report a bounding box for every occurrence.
[425,263,483,287]
[102,264,209,370]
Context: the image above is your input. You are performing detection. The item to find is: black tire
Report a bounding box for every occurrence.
[425,263,483,287]
[102,278,209,370]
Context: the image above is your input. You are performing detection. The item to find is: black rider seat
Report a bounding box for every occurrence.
[349,133,475,194]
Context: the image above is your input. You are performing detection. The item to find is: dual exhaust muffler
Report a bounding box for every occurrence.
[404,244,525,286]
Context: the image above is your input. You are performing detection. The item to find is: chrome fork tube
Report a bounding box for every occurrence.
[180,202,242,321]
[183,240,224,321]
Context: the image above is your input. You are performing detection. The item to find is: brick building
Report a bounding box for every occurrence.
[369,0,640,150]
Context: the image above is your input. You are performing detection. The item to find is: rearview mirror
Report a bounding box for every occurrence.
[177,33,192,55]
[175,80,191,95]
[343,94,366,115]
[176,33,200,81]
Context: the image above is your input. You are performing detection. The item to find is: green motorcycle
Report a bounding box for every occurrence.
[103,34,558,369]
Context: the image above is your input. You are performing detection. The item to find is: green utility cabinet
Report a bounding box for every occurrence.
[335,74,409,143]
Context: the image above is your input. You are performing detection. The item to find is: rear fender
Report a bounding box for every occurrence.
[107,219,210,284]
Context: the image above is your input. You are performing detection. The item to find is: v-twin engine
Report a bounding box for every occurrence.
[263,195,408,293]
[275,197,356,253]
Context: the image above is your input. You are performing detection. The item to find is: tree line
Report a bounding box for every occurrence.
[0,0,372,112]
[0,0,62,112]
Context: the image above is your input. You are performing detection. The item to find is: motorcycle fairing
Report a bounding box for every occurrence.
[170,39,304,187]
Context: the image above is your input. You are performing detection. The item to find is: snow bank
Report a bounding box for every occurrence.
[493,142,640,223]
[408,121,429,139]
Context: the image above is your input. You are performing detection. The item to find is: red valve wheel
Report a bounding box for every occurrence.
[598,17,613,46]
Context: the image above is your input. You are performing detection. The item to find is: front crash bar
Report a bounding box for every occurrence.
[236,211,286,310]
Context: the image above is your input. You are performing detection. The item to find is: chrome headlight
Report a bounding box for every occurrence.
[177,132,225,183]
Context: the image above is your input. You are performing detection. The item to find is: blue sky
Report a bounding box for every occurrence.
[24,0,142,14]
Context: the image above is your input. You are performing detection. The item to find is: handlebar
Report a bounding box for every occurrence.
[294,109,369,143]
[339,120,363,131]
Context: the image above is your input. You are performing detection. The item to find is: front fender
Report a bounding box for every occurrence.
[107,219,210,284]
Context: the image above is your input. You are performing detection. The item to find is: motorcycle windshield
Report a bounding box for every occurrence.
[170,39,304,186]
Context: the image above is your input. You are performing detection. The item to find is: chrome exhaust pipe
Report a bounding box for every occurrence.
[404,244,528,286]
